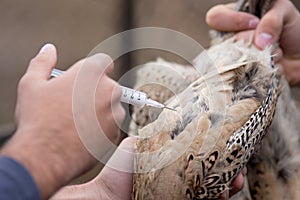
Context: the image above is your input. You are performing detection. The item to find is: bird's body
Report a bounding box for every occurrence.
[243,77,300,200]
[130,0,300,199]
[131,36,280,199]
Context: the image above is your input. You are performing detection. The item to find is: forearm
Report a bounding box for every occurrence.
[0,128,91,199]
[1,134,62,199]
[51,137,136,200]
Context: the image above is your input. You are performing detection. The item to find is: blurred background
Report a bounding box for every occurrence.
[0,0,299,182]
[0,0,234,140]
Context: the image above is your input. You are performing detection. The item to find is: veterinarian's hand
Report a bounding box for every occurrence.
[219,167,247,199]
[50,137,135,200]
[206,0,300,86]
[0,44,125,199]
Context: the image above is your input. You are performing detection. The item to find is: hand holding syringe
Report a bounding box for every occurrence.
[51,69,176,111]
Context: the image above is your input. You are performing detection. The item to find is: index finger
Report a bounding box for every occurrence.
[62,53,114,81]
[206,4,260,32]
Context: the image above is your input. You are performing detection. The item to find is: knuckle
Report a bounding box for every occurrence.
[93,53,113,64]
[74,59,85,68]
[81,53,114,74]
[93,53,113,68]
[235,15,245,29]
[17,76,28,91]
[17,74,34,93]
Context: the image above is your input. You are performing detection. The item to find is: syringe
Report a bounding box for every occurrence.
[119,86,176,110]
[50,69,176,111]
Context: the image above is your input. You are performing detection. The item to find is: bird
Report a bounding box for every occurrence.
[230,75,300,200]
[129,0,300,199]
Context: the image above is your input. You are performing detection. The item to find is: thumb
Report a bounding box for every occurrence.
[26,43,57,80]
[104,136,136,173]
[94,137,136,199]
[254,15,282,49]
[254,1,285,49]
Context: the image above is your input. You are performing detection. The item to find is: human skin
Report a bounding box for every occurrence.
[50,137,246,200]
[50,137,135,200]
[0,43,244,200]
[0,44,125,199]
[206,0,300,86]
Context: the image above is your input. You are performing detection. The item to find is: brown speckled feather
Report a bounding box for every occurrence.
[244,77,300,200]
[129,0,300,199]
[131,39,281,199]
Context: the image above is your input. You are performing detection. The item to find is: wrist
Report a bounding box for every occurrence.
[0,128,75,199]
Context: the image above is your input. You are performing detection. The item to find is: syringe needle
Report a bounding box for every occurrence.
[164,106,177,111]
[145,98,176,111]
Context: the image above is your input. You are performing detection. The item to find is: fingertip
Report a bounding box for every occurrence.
[27,43,58,80]
[255,32,273,49]
[93,53,114,73]
[101,54,114,74]
[206,4,259,32]
[254,9,283,49]
[248,18,259,29]
[38,43,56,55]
[104,136,136,173]
[119,137,137,152]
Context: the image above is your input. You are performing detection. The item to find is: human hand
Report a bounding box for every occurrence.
[219,167,247,199]
[206,0,300,86]
[50,136,245,200]
[50,137,135,200]
[0,44,125,199]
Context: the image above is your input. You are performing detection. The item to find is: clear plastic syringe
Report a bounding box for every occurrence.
[120,86,176,110]
[50,69,176,111]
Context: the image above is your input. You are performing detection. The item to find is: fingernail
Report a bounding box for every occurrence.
[248,18,259,28]
[39,43,54,54]
[256,32,273,49]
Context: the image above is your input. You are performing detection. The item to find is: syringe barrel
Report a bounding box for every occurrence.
[120,86,147,107]
[50,69,157,108]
